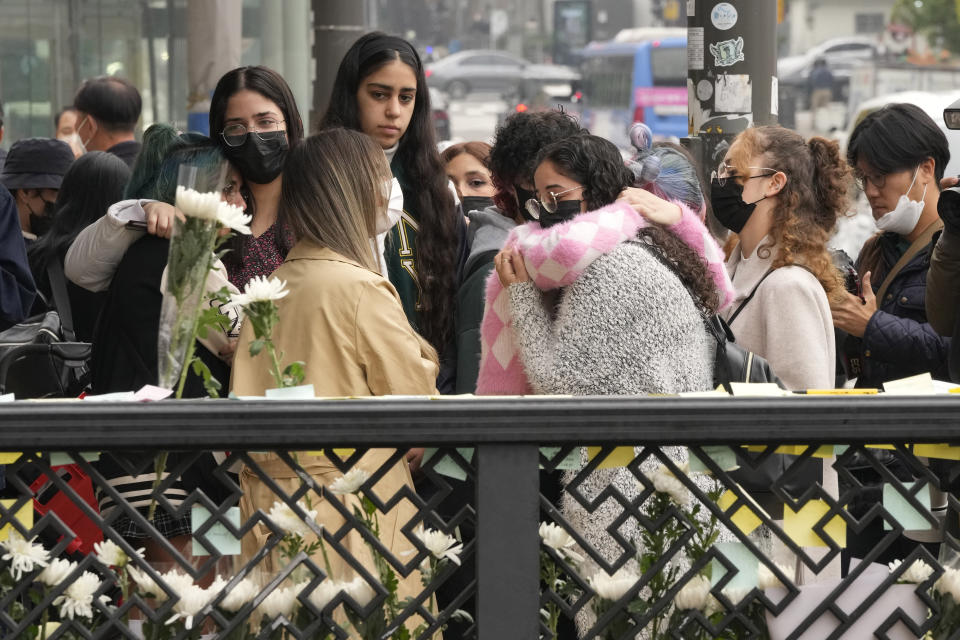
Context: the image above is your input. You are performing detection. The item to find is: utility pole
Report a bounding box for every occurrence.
[311,1,367,127]
[683,1,778,179]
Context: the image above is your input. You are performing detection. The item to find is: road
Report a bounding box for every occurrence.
[445,93,508,144]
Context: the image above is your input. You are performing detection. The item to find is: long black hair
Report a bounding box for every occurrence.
[209,66,304,273]
[27,151,130,295]
[320,32,457,353]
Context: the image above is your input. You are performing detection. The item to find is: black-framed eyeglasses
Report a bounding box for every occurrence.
[220,118,286,147]
[713,160,777,187]
[524,185,584,218]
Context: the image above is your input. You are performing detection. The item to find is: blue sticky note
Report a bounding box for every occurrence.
[688,446,739,473]
[192,506,242,556]
[711,542,759,591]
[422,447,475,481]
[883,482,933,531]
[49,452,100,467]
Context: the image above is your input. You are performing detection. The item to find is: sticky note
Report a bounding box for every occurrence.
[422,447,476,481]
[539,447,582,471]
[49,452,100,467]
[133,385,174,402]
[82,391,136,402]
[730,383,790,397]
[834,445,850,456]
[805,389,879,395]
[882,373,935,395]
[717,489,764,536]
[865,444,897,450]
[913,444,960,461]
[264,385,316,399]
[305,449,356,459]
[586,447,635,469]
[0,453,22,465]
[743,445,834,457]
[191,506,242,556]
[711,542,759,591]
[0,499,33,541]
[0,394,13,402]
[883,482,933,531]
[689,446,739,473]
[784,500,846,548]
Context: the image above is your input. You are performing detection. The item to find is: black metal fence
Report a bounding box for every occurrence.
[1,396,960,639]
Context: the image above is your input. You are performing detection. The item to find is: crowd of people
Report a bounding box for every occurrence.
[2,28,960,636]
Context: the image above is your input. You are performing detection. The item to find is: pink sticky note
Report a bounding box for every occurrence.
[133,385,174,402]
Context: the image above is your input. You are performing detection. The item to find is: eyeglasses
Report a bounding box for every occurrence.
[220,118,286,147]
[524,185,584,218]
[713,160,778,187]
[852,170,887,191]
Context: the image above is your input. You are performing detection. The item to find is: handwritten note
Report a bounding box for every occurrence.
[191,506,242,556]
[711,542,758,590]
[422,448,475,481]
[883,482,933,531]
[784,500,846,548]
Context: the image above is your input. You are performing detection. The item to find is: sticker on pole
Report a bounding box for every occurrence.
[715,74,752,114]
[710,37,744,67]
[687,0,696,16]
[688,27,704,70]
[711,3,738,30]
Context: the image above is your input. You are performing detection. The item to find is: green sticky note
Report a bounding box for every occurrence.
[883,482,933,531]
[539,447,582,470]
[688,446,739,473]
[192,506,242,556]
[834,445,850,456]
[711,542,758,591]
[49,452,100,466]
[422,447,475,481]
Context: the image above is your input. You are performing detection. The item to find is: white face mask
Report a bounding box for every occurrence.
[875,167,926,235]
[57,132,85,158]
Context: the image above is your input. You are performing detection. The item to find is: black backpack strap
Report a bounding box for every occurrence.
[726,268,775,326]
[46,260,76,342]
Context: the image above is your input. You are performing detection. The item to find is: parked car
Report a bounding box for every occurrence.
[429,87,451,141]
[425,49,579,99]
[779,36,885,109]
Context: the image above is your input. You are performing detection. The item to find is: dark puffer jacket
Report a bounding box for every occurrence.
[854,230,951,388]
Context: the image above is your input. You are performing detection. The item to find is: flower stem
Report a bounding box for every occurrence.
[318,535,335,580]
[147,451,168,522]
[265,341,286,389]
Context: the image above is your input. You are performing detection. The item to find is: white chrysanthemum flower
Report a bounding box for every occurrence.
[308,579,345,611]
[166,583,216,630]
[889,558,935,584]
[128,566,166,601]
[588,568,639,602]
[256,582,307,621]
[643,465,690,506]
[721,586,752,605]
[227,275,290,311]
[267,500,319,538]
[415,528,464,566]
[53,571,110,620]
[1,530,50,580]
[217,577,259,612]
[758,562,793,589]
[38,557,77,587]
[175,186,221,220]
[935,567,960,603]
[93,539,142,568]
[329,468,371,495]
[674,575,711,611]
[217,201,252,235]
[341,577,376,608]
[538,522,585,565]
[160,569,196,596]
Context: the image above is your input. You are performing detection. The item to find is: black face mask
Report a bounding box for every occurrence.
[224,132,289,185]
[515,186,539,222]
[461,196,495,214]
[29,199,57,237]
[710,178,764,234]
[539,199,583,228]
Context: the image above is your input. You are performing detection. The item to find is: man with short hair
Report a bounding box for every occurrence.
[73,76,142,167]
[0,138,74,242]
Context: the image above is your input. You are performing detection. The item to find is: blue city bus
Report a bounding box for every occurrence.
[579,30,688,149]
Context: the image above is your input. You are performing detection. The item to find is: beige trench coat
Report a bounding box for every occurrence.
[230,241,439,627]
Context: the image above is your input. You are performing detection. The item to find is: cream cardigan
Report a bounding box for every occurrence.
[722,238,836,391]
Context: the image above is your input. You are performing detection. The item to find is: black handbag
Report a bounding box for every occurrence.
[707,313,784,393]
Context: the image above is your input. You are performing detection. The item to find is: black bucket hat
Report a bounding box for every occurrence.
[0,138,74,190]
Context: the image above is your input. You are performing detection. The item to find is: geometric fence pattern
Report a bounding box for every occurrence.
[1,397,960,639]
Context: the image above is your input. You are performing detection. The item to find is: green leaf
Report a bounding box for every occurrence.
[282,361,306,387]
[249,339,266,356]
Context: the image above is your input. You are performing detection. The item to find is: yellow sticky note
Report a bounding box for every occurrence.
[865,444,897,450]
[914,444,960,461]
[586,446,635,469]
[784,500,846,548]
[0,453,21,465]
[742,445,834,458]
[0,499,33,541]
[806,388,879,395]
[717,489,763,535]
[304,449,356,458]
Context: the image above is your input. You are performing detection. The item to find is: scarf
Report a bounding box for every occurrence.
[475,200,734,395]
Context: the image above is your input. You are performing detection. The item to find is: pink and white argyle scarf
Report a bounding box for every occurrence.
[474,200,734,395]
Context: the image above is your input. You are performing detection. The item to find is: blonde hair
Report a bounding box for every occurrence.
[279,128,390,272]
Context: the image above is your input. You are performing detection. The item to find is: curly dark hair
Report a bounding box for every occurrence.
[320,32,458,354]
[536,134,720,313]
[488,110,584,218]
